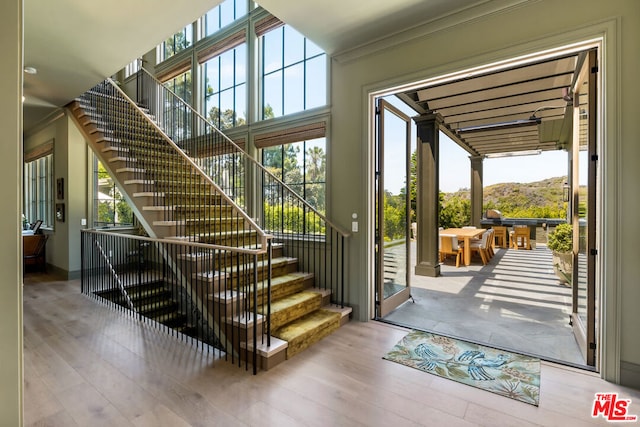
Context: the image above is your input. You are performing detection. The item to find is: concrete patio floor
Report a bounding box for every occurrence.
[382,242,586,367]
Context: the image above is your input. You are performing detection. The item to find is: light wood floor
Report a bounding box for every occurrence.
[23,273,639,426]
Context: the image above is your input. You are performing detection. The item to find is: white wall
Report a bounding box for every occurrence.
[330,0,640,385]
[0,0,23,423]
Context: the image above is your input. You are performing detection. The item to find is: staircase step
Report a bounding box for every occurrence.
[255,271,314,303]
[152,311,188,327]
[137,299,178,316]
[258,291,322,330]
[273,309,341,358]
[126,285,171,302]
[222,256,298,281]
[179,243,284,272]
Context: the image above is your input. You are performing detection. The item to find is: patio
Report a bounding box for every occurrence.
[382,242,585,367]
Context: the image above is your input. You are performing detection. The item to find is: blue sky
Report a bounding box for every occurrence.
[382,95,571,194]
[440,133,569,192]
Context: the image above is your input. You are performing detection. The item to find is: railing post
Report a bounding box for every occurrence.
[253,253,258,375]
[341,235,345,308]
[81,230,85,294]
[267,239,272,347]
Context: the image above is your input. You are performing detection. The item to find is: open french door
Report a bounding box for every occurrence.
[375,99,413,318]
[570,49,597,366]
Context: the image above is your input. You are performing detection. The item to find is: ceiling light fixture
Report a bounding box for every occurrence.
[458,117,541,133]
[24,66,37,74]
[485,149,542,159]
[528,105,567,121]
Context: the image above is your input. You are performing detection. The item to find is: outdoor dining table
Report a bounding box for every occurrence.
[440,227,485,266]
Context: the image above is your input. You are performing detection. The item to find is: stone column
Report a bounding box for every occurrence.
[413,114,442,277]
[470,156,483,226]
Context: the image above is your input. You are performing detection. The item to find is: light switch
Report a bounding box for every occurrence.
[81,218,87,226]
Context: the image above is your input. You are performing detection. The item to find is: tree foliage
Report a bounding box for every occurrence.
[96,162,132,227]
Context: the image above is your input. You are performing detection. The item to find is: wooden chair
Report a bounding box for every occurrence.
[469,230,491,265]
[23,234,48,273]
[510,225,531,250]
[486,228,495,258]
[492,226,508,248]
[439,234,464,267]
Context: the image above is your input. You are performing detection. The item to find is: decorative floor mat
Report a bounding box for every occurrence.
[383,330,540,406]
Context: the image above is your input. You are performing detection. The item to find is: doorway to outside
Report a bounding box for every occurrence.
[372,42,599,370]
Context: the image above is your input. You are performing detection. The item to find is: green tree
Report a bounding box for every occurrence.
[383,191,407,241]
[163,29,191,58]
[439,192,471,228]
[207,106,246,130]
[305,145,326,212]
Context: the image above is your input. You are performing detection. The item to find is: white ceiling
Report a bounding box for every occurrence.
[257,0,487,55]
[23,0,221,131]
[22,0,488,132]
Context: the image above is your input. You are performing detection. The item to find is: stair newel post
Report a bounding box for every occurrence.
[137,239,142,321]
[252,252,259,375]
[81,231,86,295]
[267,239,272,347]
[340,234,345,309]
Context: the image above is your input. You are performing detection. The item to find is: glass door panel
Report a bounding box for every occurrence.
[571,49,597,366]
[375,99,412,317]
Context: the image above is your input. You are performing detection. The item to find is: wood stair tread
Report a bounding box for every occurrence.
[272,309,342,358]
[258,291,322,330]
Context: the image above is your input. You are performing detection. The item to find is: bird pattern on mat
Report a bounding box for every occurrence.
[457,350,510,380]
[414,344,510,381]
[414,343,439,370]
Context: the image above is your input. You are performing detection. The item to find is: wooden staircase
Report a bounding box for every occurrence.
[68,82,350,370]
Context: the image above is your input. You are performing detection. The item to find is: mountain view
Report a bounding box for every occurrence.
[444,176,569,218]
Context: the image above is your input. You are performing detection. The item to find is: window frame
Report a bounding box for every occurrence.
[259,24,327,120]
[92,156,134,229]
[24,152,54,229]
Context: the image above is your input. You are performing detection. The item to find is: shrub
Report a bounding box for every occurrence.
[547,223,572,252]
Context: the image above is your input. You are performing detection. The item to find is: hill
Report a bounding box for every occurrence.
[443,176,569,218]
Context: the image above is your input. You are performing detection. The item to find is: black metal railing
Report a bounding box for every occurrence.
[81,229,270,374]
[133,68,350,308]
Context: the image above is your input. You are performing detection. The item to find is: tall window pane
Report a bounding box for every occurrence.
[159,24,193,62]
[203,43,247,129]
[24,154,54,228]
[93,158,133,228]
[261,25,327,119]
[305,55,326,110]
[163,71,193,139]
[284,64,304,115]
[262,138,326,213]
[204,0,248,37]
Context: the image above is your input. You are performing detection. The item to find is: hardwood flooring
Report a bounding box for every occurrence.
[23,273,639,426]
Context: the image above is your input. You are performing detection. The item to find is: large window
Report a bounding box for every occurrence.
[24,153,54,228]
[203,0,248,37]
[124,59,141,79]
[163,70,192,103]
[202,43,247,130]
[93,159,133,228]
[261,25,326,119]
[162,70,193,140]
[262,138,326,212]
[158,24,193,62]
